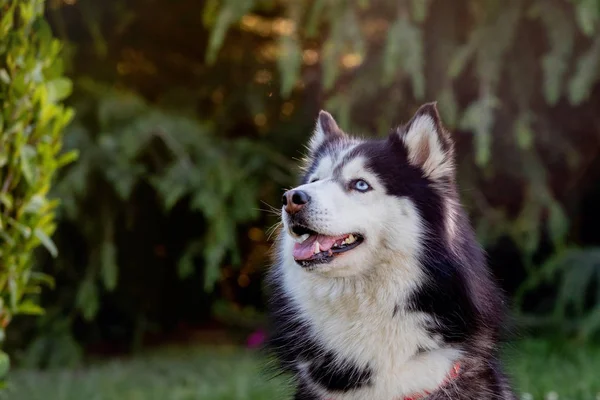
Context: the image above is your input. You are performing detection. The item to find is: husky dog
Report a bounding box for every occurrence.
[266,103,516,400]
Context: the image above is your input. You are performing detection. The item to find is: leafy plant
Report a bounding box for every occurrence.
[205,0,600,336]
[207,0,598,257]
[0,0,75,378]
[15,0,600,360]
[515,247,600,340]
[46,79,291,328]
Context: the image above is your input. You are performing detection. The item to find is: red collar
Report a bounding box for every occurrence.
[324,361,461,400]
[401,362,461,400]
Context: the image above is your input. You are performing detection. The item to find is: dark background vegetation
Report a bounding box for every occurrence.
[4,0,600,386]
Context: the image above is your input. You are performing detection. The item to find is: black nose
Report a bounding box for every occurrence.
[282,190,310,214]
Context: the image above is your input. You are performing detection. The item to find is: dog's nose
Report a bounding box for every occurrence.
[282,190,310,214]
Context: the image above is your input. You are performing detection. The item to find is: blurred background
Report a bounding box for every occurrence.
[3,0,600,399]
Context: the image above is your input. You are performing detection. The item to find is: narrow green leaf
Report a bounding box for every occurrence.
[56,149,79,167]
[20,145,37,185]
[23,195,45,214]
[0,193,13,210]
[46,77,73,102]
[306,0,325,37]
[0,69,10,84]
[278,35,302,97]
[0,230,15,247]
[29,272,55,289]
[76,279,99,321]
[548,201,569,246]
[100,242,118,291]
[568,35,600,105]
[34,228,58,257]
[7,218,31,239]
[574,0,599,36]
[17,300,45,315]
[178,241,203,280]
[579,305,600,340]
[411,0,431,22]
[515,114,534,150]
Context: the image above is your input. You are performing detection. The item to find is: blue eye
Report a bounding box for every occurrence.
[353,179,371,192]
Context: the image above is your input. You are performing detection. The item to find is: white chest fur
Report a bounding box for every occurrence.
[279,257,462,399]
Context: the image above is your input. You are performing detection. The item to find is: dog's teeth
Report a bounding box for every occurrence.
[293,233,310,244]
[313,241,321,254]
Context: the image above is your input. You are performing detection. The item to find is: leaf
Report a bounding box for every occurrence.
[46,77,73,102]
[448,39,476,78]
[0,351,9,378]
[459,97,498,166]
[56,149,79,167]
[100,242,118,291]
[539,1,575,105]
[29,271,55,290]
[437,87,458,128]
[556,260,596,316]
[573,0,599,36]
[306,0,325,37]
[17,300,45,315]
[548,200,569,246]
[568,34,600,105]
[202,0,221,27]
[76,278,99,321]
[0,69,10,84]
[0,193,13,211]
[514,113,534,150]
[178,241,203,279]
[34,228,58,258]
[278,34,302,97]
[578,305,600,340]
[7,217,32,239]
[23,195,45,214]
[383,17,425,98]
[0,5,14,37]
[20,145,38,185]
[205,0,256,64]
[411,0,431,22]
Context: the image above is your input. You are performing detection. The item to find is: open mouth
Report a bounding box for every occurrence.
[290,225,364,268]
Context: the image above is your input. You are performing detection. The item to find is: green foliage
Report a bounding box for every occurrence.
[3,346,292,400]
[51,80,291,326]
[0,0,74,368]
[206,0,600,337]
[11,0,597,363]
[516,247,600,340]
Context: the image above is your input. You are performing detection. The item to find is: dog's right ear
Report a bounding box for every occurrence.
[308,110,346,154]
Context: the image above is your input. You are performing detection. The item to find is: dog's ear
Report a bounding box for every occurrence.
[399,102,454,180]
[309,110,346,153]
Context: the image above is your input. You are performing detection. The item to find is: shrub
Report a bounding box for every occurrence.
[0,0,75,379]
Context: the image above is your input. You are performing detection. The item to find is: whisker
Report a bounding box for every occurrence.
[266,222,283,240]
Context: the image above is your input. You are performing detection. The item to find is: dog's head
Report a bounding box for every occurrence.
[280,103,458,277]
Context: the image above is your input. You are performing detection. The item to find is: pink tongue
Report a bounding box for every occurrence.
[293,234,346,260]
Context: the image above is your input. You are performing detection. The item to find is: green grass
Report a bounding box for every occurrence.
[2,339,600,400]
[1,346,291,400]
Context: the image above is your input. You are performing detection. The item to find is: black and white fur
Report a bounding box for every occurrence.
[267,103,516,399]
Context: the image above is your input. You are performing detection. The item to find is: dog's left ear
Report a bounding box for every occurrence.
[399,102,454,180]
[308,110,346,154]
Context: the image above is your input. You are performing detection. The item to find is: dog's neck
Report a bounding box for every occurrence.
[280,255,463,399]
